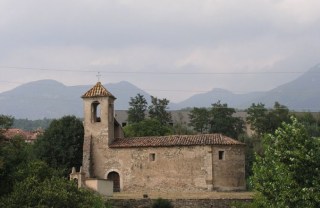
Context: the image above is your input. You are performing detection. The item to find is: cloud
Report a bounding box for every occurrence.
[0,0,320,102]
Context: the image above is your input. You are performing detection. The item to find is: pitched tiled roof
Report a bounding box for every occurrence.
[109,134,244,148]
[3,128,42,142]
[81,82,116,98]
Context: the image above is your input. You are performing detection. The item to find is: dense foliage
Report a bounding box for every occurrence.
[124,94,173,137]
[33,116,84,175]
[246,102,290,136]
[124,119,173,137]
[189,107,210,133]
[148,96,172,125]
[0,160,105,208]
[0,115,106,207]
[237,134,255,182]
[251,117,320,207]
[13,118,52,130]
[0,115,14,135]
[296,112,320,137]
[152,198,173,208]
[189,101,244,138]
[127,93,148,123]
[0,137,33,196]
[209,101,244,138]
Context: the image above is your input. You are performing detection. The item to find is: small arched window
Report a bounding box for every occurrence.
[91,101,101,123]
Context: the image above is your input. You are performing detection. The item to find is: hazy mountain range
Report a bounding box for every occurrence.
[1,64,320,119]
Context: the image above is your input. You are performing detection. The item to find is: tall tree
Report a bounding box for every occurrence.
[0,115,14,140]
[189,107,210,133]
[0,115,13,130]
[247,102,290,136]
[0,137,32,196]
[148,96,172,125]
[33,116,84,175]
[251,117,320,207]
[127,93,148,124]
[0,115,27,196]
[209,101,244,138]
[246,103,268,136]
[267,101,291,132]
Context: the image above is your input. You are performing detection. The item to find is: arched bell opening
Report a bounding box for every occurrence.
[91,101,101,123]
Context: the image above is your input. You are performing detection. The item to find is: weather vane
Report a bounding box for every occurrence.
[96,72,101,82]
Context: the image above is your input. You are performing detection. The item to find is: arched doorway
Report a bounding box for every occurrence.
[107,171,120,192]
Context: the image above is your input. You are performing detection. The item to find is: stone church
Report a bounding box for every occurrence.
[81,82,246,193]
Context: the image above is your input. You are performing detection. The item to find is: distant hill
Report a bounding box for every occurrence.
[171,88,263,110]
[171,64,320,111]
[243,64,320,111]
[1,64,320,119]
[0,80,151,119]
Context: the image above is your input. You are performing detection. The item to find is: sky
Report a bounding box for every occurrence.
[0,0,320,102]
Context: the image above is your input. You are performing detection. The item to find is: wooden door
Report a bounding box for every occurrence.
[107,171,120,192]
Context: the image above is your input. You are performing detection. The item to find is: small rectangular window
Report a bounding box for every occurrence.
[122,122,127,127]
[219,151,225,160]
[149,153,156,161]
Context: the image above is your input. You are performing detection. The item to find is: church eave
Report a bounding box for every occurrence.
[109,134,245,148]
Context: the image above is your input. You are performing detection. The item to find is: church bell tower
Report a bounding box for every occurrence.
[81,82,116,177]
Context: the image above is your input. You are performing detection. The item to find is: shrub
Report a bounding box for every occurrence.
[152,198,173,208]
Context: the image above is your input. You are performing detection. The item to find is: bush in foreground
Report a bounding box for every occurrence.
[152,198,173,208]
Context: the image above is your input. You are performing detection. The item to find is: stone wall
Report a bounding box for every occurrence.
[103,145,214,192]
[89,141,245,192]
[212,145,246,191]
[85,125,246,192]
[108,198,252,208]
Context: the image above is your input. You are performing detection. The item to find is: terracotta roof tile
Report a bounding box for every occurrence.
[81,82,115,98]
[3,128,42,142]
[109,134,244,148]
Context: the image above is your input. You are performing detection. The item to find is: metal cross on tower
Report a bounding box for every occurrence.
[96,72,101,82]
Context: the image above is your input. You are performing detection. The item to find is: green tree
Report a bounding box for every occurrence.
[33,116,84,175]
[246,102,291,136]
[0,137,32,196]
[296,112,320,137]
[0,115,14,130]
[128,93,148,124]
[238,134,255,185]
[267,101,291,132]
[246,103,268,136]
[148,96,172,125]
[124,119,173,137]
[189,107,210,133]
[251,117,320,207]
[0,160,105,208]
[0,115,14,141]
[209,101,244,138]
